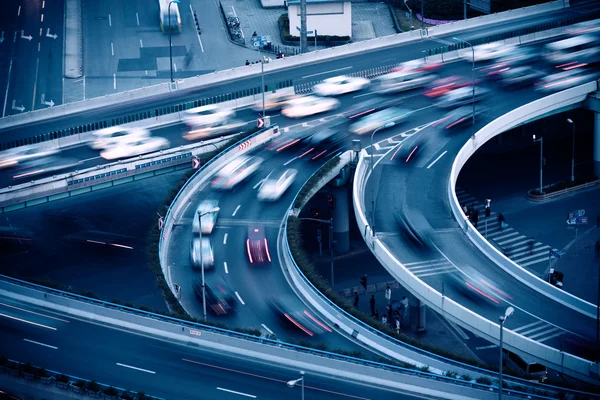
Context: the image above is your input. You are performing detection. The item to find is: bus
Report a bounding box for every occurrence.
[159,0,182,33]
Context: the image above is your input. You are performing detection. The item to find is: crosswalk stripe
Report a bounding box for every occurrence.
[412,265,455,274]
[512,320,544,333]
[497,235,528,246]
[504,242,545,253]
[509,246,550,259]
[520,324,551,336]
[528,327,561,340]
[521,257,552,267]
[404,259,445,266]
[408,261,451,271]
[512,251,550,263]
[418,269,457,278]
[535,331,564,343]
[492,231,519,241]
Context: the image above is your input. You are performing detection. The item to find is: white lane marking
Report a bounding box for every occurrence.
[446,319,469,341]
[476,344,497,351]
[113,74,116,90]
[283,157,297,166]
[0,302,69,323]
[0,313,56,330]
[426,150,447,169]
[190,4,204,52]
[174,62,177,72]
[31,58,40,111]
[42,1,45,8]
[512,320,544,333]
[217,388,256,398]
[24,339,57,350]
[302,66,352,79]
[234,291,245,305]
[116,363,155,374]
[224,262,229,274]
[223,233,228,245]
[136,12,140,26]
[253,178,265,189]
[18,6,21,16]
[2,59,13,117]
[109,14,112,27]
[261,324,274,335]
[80,156,103,163]
[353,92,375,98]
[111,42,114,56]
[41,14,44,22]
[139,39,143,48]
[232,205,241,217]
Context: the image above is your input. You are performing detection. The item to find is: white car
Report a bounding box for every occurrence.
[312,76,370,97]
[0,144,59,169]
[190,237,214,270]
[436,87,490,108]
[349,107,412,135]
[535,69,598,93]
[281,96,340,119]
[90,126,150,150]
[100,137,170,160]
[184,119,247,141]
[192,199,220,235]
[373,71,437,94]
[251,93,295,112]
[464,43,516,63]
[258,168,298,201]
[211,155,264,190]
[183,105,235,128]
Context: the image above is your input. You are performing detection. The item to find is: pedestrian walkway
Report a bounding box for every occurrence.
[456,187,559,276]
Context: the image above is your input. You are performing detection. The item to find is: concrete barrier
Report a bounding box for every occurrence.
[64,0,82,79]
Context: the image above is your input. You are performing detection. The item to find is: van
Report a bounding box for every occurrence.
[502,349,548,382]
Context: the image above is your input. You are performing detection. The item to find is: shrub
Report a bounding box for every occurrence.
[87,381,101,392]
[103,386,119,396]
[444,370,458,379]
[460,374,472,382]
[0,356,7,366]
[418,365,430,373]
[72,380,86,388]
[476,376,493,386]
[56,374,70,383]
[137,392,147,400]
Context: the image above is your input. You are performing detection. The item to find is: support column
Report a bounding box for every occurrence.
[594,112,600,178]
[332,186,350,253]
[418,300,427,332]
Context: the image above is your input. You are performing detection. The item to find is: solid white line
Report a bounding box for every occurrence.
[235,291,245,305]
[136,12,140,26]
[476,344,497,350]
[116,363,155,374]
[261,324,273,335]
[224,262,229,274]
[80,156,102,163]
[0,312,56,330]
[111,42,114,56]
[24,339,57,350]
[140,39,143,48]
[31,58,40,111]
[302,66,352,79]
[253,179,265,189]
[2,59,13,117]
[426,150,447,169]
[217,388,256,398]
[113,74,116,90]
[83,76,86,100]
[190,4,204,52]
[109,14,112,27]
[353,92,375,98]
[223,233,228,245]
[446,320,470,341]
[232,205,241,217]
[0,302,69,323]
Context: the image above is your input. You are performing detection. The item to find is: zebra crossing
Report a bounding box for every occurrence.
[404,258,456,278]
[511,320,564,343]
[455,188,559,269]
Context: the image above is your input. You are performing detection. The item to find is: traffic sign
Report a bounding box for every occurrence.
[568,209,585,218]
[239,139,252,151]
[192,158,201,169]
[566,216,588,225]
[295,26,314,34]
[257,118,264,128]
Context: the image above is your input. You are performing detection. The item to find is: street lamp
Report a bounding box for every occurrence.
[499,306,515,400]
[287,371,305,400]
[298,217,334,287]
[259,46,266,118]
[168,0,181,83]
[533,135,544,195]
[452,37,475,125]
[567,118,575,182]
[197,206,220,321]
[370,121,396,236]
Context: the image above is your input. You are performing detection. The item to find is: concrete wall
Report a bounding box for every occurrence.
[288,2,352,37]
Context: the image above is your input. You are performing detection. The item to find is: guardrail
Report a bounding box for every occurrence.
[353,85,600,383]
[526,179,600,202]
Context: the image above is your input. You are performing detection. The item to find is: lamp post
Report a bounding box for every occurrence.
[197,206,220,321]
[452,37,475,125]
[533,135,544,195]
[499,307,515,400]
[287,371,305,400]
[567,118,575,182]
[298,217,334,287]
[258,45,266,118]
[168,0,180,83]
[370,121,396,236]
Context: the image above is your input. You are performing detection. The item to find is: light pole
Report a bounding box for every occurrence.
[197,206,220,321]
[499,307,515,400]
[258,45,266,118]
[168,0,180,83]
[370,121,396,236]
[287,371,305,400]
[533,135,544,195]
[298,217,334,287]
[567,118,575,182]
[453,37,475,125]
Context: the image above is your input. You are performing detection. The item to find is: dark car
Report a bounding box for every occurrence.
[394,209,433,252]
[246,226,271,264]
[390,137,425,164]
[445,265,513,308]
[433,106,485,131]
[192,279,236,315]
[342,96,405,119]
[267,297,332,337]
[297,127,349,161]
[497,66,545,88]
[265,128,315,153]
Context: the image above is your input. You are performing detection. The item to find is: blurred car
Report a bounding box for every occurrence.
[373,70,437,94]
[534,69,598,93]
[464,43,516,63]
[211,155,263,190]
[391,60,442,73]
[436,87,490,108]
[267,297,332,337]
[281,95,340,119]
[342,96,405,119]
[496,66,544,88]
[100,136,170,160]
[246,226,271,264]
[183,104,235,128]
[446,265,513,307]
[390,137,425,164]
[394,209,432,250]
[190,237,214,269]
[297,127,349,161]
[183,119,246,141]
[10,156,83,180]
[0,144,59,169]
[251,93,295,112]
[424,76,475,98]
[495,46,539,67]
[348,107,412,135]
[433,106,485,131]
[542,34,600,66]
[90,126,150,150]
[192,199,220,235]
[192,278,236,316]
[313,76,370,97]
[265,128,315,152]
[257,168,297,201]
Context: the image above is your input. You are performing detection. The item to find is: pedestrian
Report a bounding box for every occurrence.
[245,60,250,66]
[385,284,392,305]
[353,292,359,308]
[374,309,380,320]
[386,304,392,323]
[498,213,505,231]
[595,240,600,260]
[473,208,480,228]
[462,204,468,216]
[369,295,375,316]
[395,317,400,334]
[381,314,387,325]
[400,296,409,328]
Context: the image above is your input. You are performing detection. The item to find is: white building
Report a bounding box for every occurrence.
[287,0,352,39]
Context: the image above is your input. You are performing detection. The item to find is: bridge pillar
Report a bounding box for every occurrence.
[594,112,600,177]
[409,295,426,332]
[332,186,350,253]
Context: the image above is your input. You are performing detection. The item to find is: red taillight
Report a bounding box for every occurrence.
[312,150,327,160]
[446,117,467,130]
[405,146,418,163]
[304,310,332,332]
[284,313,314,336]
[277,139,300,152]
[390,144,403,161]
[349,108,376,119]
[264,238,271,262]
[246,239,253,263]
[298,148,314,158]
[465,281,500,304]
